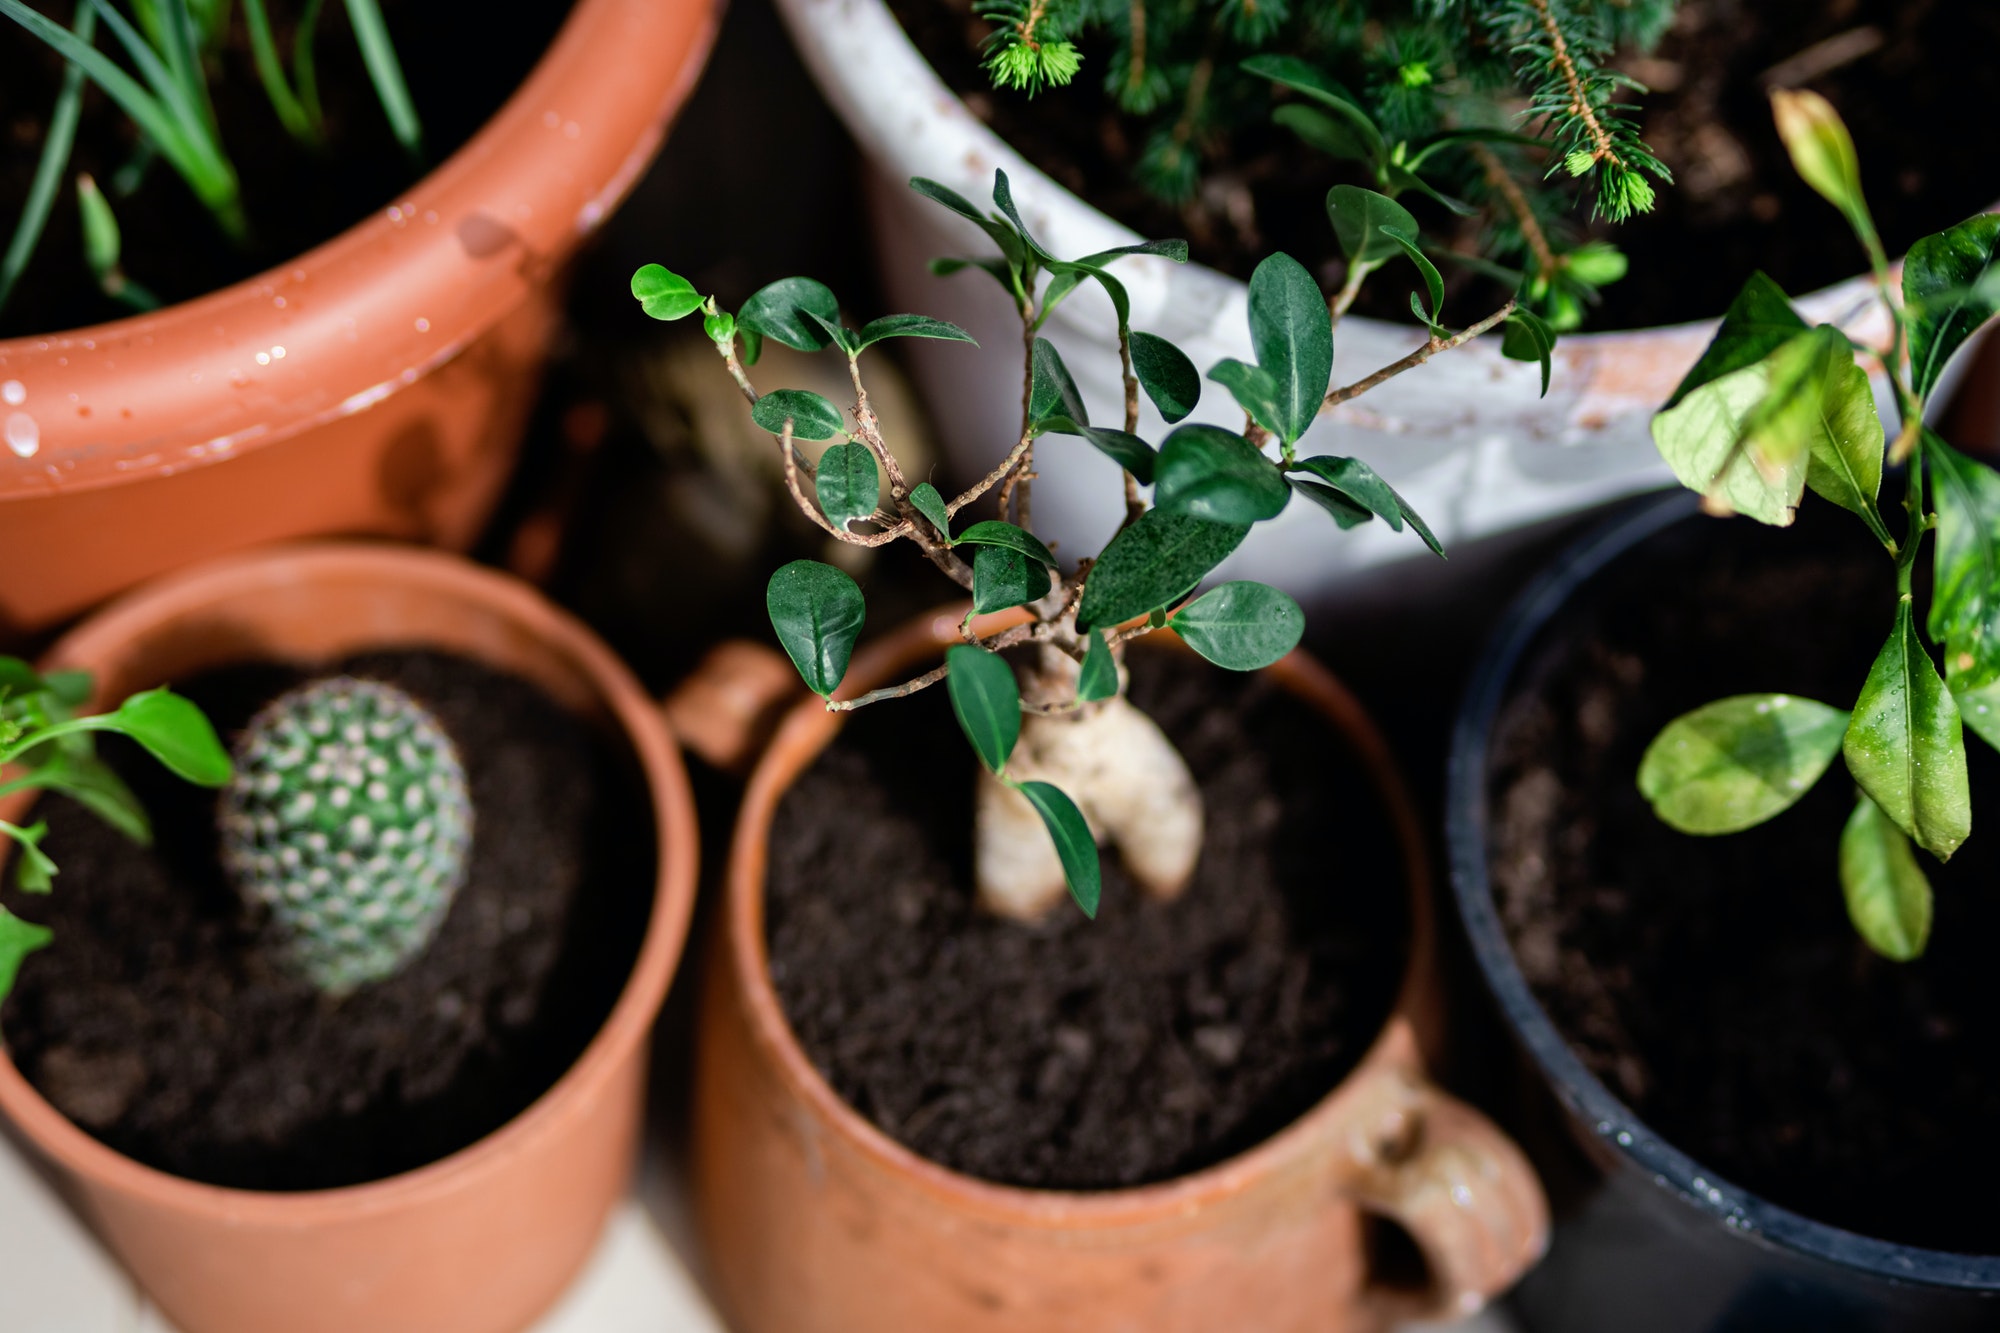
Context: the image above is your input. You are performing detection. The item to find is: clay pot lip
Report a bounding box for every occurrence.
[726,604,1437,1226]
[0,541,700,1224]
[0,0,721,502]
[1444,490,2000,1291]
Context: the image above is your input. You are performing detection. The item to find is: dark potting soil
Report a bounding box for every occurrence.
[0,649,654,1191]
[1487,499,2000,1253]
[891,0,1999,329]
[765,652,1409,1191]
[0,0,572,339]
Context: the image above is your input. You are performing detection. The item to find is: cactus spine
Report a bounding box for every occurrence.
[220,677,473,994]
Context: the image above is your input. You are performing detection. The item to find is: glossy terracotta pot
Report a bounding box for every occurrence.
[0,0,722,637]
[0,543,699,1333]
[688,608,1549,1333]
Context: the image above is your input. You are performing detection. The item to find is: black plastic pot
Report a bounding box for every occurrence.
[1446,491,2000,1332]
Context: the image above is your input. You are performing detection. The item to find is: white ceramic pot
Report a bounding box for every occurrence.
[772,0,1915,602]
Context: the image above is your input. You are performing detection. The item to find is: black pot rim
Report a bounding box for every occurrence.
[1445,489,2000,1291]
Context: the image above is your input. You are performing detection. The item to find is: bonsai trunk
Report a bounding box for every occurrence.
[975,643,1203,919]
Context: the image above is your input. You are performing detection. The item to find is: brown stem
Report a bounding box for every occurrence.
[1471,142,1557,281]
[1530,0,1623,169]
[951,432,1034,515]
[1123,0,1148,100]
[1329,258,1376,331]
[827,621,1043,713]
[722,341,820,485]
[1322,300,1517,410]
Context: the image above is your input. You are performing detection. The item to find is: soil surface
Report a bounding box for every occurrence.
[0,650,654,1192]
[1,0,571,339]
[766,651,1409,1190]
[1487,498,2000,1253]
[892,0,1999,328]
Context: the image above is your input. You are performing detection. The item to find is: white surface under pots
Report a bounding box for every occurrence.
[773,0,1900,602]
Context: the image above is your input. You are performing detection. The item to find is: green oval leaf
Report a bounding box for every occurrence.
[909,482,952,540]
[1845,597,1971,860]
[1650,361,1804,528]
[971,545,1052,615]
[737,277,841,352]
[751,388,845,442]
[989,168,1057,263]
[1638,693,1849,834]
[1041,425,1156,485]
[1929,432,2000,689]
[1077,509,1249,631]
[814,441,880,530]
[1154,424,1290,525]
[1030,337,1089,428]
[1290,456,1401,530]
[1905,213,2000,399]
[1012,780,1101,918]
[630,264,702,321]
[766,560,866,697]
[1131,331,1199,423]
[101,688,231,786]
[1290,478,1373,528]
[1206,358,1283,440]
[1665,272,1808,410]
[1381,226,1443,325]
[1077,631,1117,703]
[946,645,1020,774]
[0,904,53,1005]
[1501,308,1556,399]
[1246,252,1333,444]
[1326,185,1420,265]
[1840,793,1933,962]
[956,520,1057,568]
[856,313,978,351]
[1,819,55,893]
[1272,103,1375,164]
[1170,581,1304,671]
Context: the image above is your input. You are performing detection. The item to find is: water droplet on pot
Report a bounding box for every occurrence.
[5,412,40,458]
[1,380,23,405]
[414,318,430,333]
[255,351,270,366]
[271,346,286,360]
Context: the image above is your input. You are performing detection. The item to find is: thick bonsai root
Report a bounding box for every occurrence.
[975,677,1203,920]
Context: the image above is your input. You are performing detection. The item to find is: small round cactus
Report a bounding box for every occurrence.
[220,677,473,994]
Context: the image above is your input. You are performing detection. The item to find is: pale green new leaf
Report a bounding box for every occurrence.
[1637,693,1849,834]
[1839,793,1933,962]
[1650,361,1804,526]
[1844,598,1970,859]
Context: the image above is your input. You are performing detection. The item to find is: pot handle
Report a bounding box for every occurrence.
[1331,1055,1549,1322]
[662,640,806,773]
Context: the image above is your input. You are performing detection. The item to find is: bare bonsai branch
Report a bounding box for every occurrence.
[1323,300,1519,410]
[1472,142,1558,282]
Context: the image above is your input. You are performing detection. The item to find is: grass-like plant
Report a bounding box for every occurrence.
[1639,91,2000,962]
[634,170,1552,919]
[972,0,1673,329]
[0,657,232,1002]
[0,0,422,317]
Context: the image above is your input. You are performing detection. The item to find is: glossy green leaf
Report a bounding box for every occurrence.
[1840,793,1933,962]
[1844,597,1970,859]
[630,264,702,321]
[813,441,879,529]
[1040,422,1156,484]
[1905,212,2000,399]
[956,520,1057,568]
[1077,509,1249,630]
[1326,186,1420,265]
[1170,581,1304,670]
[1029,337,1089,429]
[1290,456,1401,530]
[1381,226,1442,324]
[1926,433,2000,689]
[1012,780,1100,918]
[1665,272,1806,410]
[1077,631,1117,703]
[1951,672,2000,753]
[909,483,952,541]
[1651,361,1804,526]
[1207,358,1284,439]
[96,689,230,786]
[1154,424,1290,524]
[0,903,52,1004]
[737,277,841,353]
[804,309,859,356]
[1131,331,1199,422]
[908,175,1024,268]
[1247,252,1333,445]
[989,168,1058,264]
[856,313,978,351]
[703,311,736,344]
[751,388,844,441]
[0,819,54,893]
[1290,478,1373,527]
[946,645,1020,774]
[766,560,865,697]
[1077,239,1190,265]
[971,546,1051,615]
[1769,328,1887,542]
[1501,308,1555,398]
[35,752,149,844]
[1637,693,1849,834]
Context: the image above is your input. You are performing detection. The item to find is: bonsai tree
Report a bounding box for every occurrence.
[634,169,1555,918]
[0,658,231,998]
[974,0,1675,329]
[1638,91,2000,962]
[1,0,422,315]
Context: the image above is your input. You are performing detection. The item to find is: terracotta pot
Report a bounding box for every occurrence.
[685,608,1549,1333]
[0,543,699,1333]
[0,0,722,638]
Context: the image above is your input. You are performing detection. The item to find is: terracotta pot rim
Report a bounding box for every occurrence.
[0,541,699,1222]
[0,0,721,502]
[726,605,1436,1226]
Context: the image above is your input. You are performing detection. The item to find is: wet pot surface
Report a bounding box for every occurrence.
[1452,494,2000,1331]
